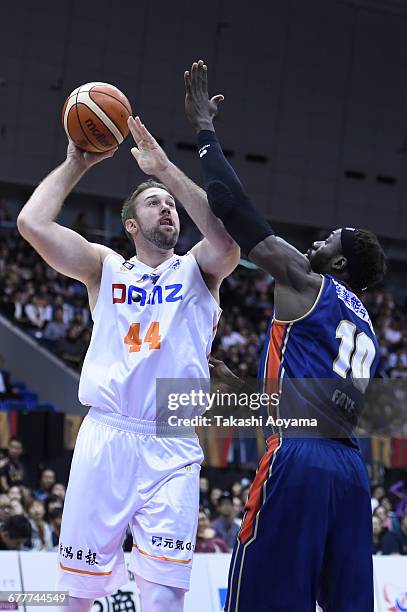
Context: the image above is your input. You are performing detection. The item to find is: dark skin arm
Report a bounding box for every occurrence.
[185,60,322,320]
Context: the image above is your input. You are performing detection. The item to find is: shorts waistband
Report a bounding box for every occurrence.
[87,407,195,437]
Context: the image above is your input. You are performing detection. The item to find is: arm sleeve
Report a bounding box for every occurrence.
[197,130,274,255]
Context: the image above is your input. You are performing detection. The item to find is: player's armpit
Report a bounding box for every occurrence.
[248,234,317,290]
[17,219,115,285]
[190,237,240,285]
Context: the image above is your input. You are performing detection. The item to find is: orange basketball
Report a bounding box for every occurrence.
[62,82,132,153]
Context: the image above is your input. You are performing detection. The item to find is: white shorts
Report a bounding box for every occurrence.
[55,408,203,599]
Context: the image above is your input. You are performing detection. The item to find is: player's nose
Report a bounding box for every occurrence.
[313,241,323,249]
[160,201,172,213]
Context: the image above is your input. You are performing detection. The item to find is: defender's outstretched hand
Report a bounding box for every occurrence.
[128,116,170,175]
[184,60,224,133]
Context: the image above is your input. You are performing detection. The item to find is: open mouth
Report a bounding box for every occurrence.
[160,218,173,227]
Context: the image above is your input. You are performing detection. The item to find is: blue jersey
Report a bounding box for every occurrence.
[258,275,380,446]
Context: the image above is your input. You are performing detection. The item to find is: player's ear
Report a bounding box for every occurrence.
[331,255,347,273]
[125,218,138,236]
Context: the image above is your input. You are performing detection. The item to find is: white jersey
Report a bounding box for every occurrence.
[79,252,221,419]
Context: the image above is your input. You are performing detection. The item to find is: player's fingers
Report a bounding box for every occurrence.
[139,121,156,143]
[127,116,143,144]
[197,59,205,91]
[184,71,192,95]
[130,146,141,161]
[211,94,225,107]
[190,61,199,94]
[202,64,209,95]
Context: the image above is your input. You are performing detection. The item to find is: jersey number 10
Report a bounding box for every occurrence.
[333,320,375,393]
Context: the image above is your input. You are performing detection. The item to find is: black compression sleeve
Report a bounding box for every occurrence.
[197,130,274,254]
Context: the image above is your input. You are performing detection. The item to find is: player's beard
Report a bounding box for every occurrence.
[139,222,179,250]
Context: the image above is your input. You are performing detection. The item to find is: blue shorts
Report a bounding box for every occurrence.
[225,435,373,612]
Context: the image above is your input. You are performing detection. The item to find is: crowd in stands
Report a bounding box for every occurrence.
[1,222,407,437]
[0,437,64,551]
[1,206,407,554]
[1,440,407,555]
[2,224,406,383]
[0,434,251,554]
[371,484,407,555]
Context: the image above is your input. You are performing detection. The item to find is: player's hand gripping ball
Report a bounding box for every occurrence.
[62,82,132,153]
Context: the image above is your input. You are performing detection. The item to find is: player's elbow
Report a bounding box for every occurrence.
[249,235,279,264]
[16,212,30,238]
[17,212,43,241]
[218,237,240,264]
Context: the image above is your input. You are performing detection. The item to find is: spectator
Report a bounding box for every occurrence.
[199,477,210,509]
[24,294,52,334]
[0,515,32,550]
[382,513,407,555]
[44,494,63,522]
[27,499,53,551]
[371,485,385,512]
[0,494,11,527]
[372,516,383,554]
[195,510,228,553]
[233,496,244,520]
[57,324,87,369]
[10,499,24,516]
[42,308,68,347]
[0,437,28,492]
[209,487,222,515]
[383,319,403,348]
[212,494,240,550]
[241,485,250,507]
[51,483,66,500]
[34,468,56,501]
[389,480,407,518]
[7,485,23,502]
[373,505,391,532]
[220,323,246,351]
[0,359,22,400]
[48,507,63,549]
[231,481,243,498]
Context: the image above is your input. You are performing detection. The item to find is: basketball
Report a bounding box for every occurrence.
[62,82,132,153]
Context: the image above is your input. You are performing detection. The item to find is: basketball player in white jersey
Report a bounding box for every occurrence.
[17,109,239,611]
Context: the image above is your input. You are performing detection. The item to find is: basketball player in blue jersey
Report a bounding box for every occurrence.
[184,61,386,611]
[17,119,239,611]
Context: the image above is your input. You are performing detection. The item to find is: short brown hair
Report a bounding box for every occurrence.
[121,179,173,243]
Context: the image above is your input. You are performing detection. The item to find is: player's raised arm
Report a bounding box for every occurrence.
[184,60,318,292]
[17,141,117,287]
[127,116,240,284]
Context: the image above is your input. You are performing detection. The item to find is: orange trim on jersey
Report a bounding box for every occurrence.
[265,323,286,405]
[59,562,112,576]
[132,543,192,565]
[238,434,280,545]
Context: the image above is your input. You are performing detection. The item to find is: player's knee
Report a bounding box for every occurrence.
[135,574,185,612]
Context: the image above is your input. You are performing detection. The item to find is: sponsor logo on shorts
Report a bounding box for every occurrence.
[59,542,99,566]
[151,536,194,551]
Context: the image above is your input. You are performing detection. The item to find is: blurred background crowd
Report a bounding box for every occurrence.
[1,221,406,381]
[0,434,406,555]
[0,202,406,555]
